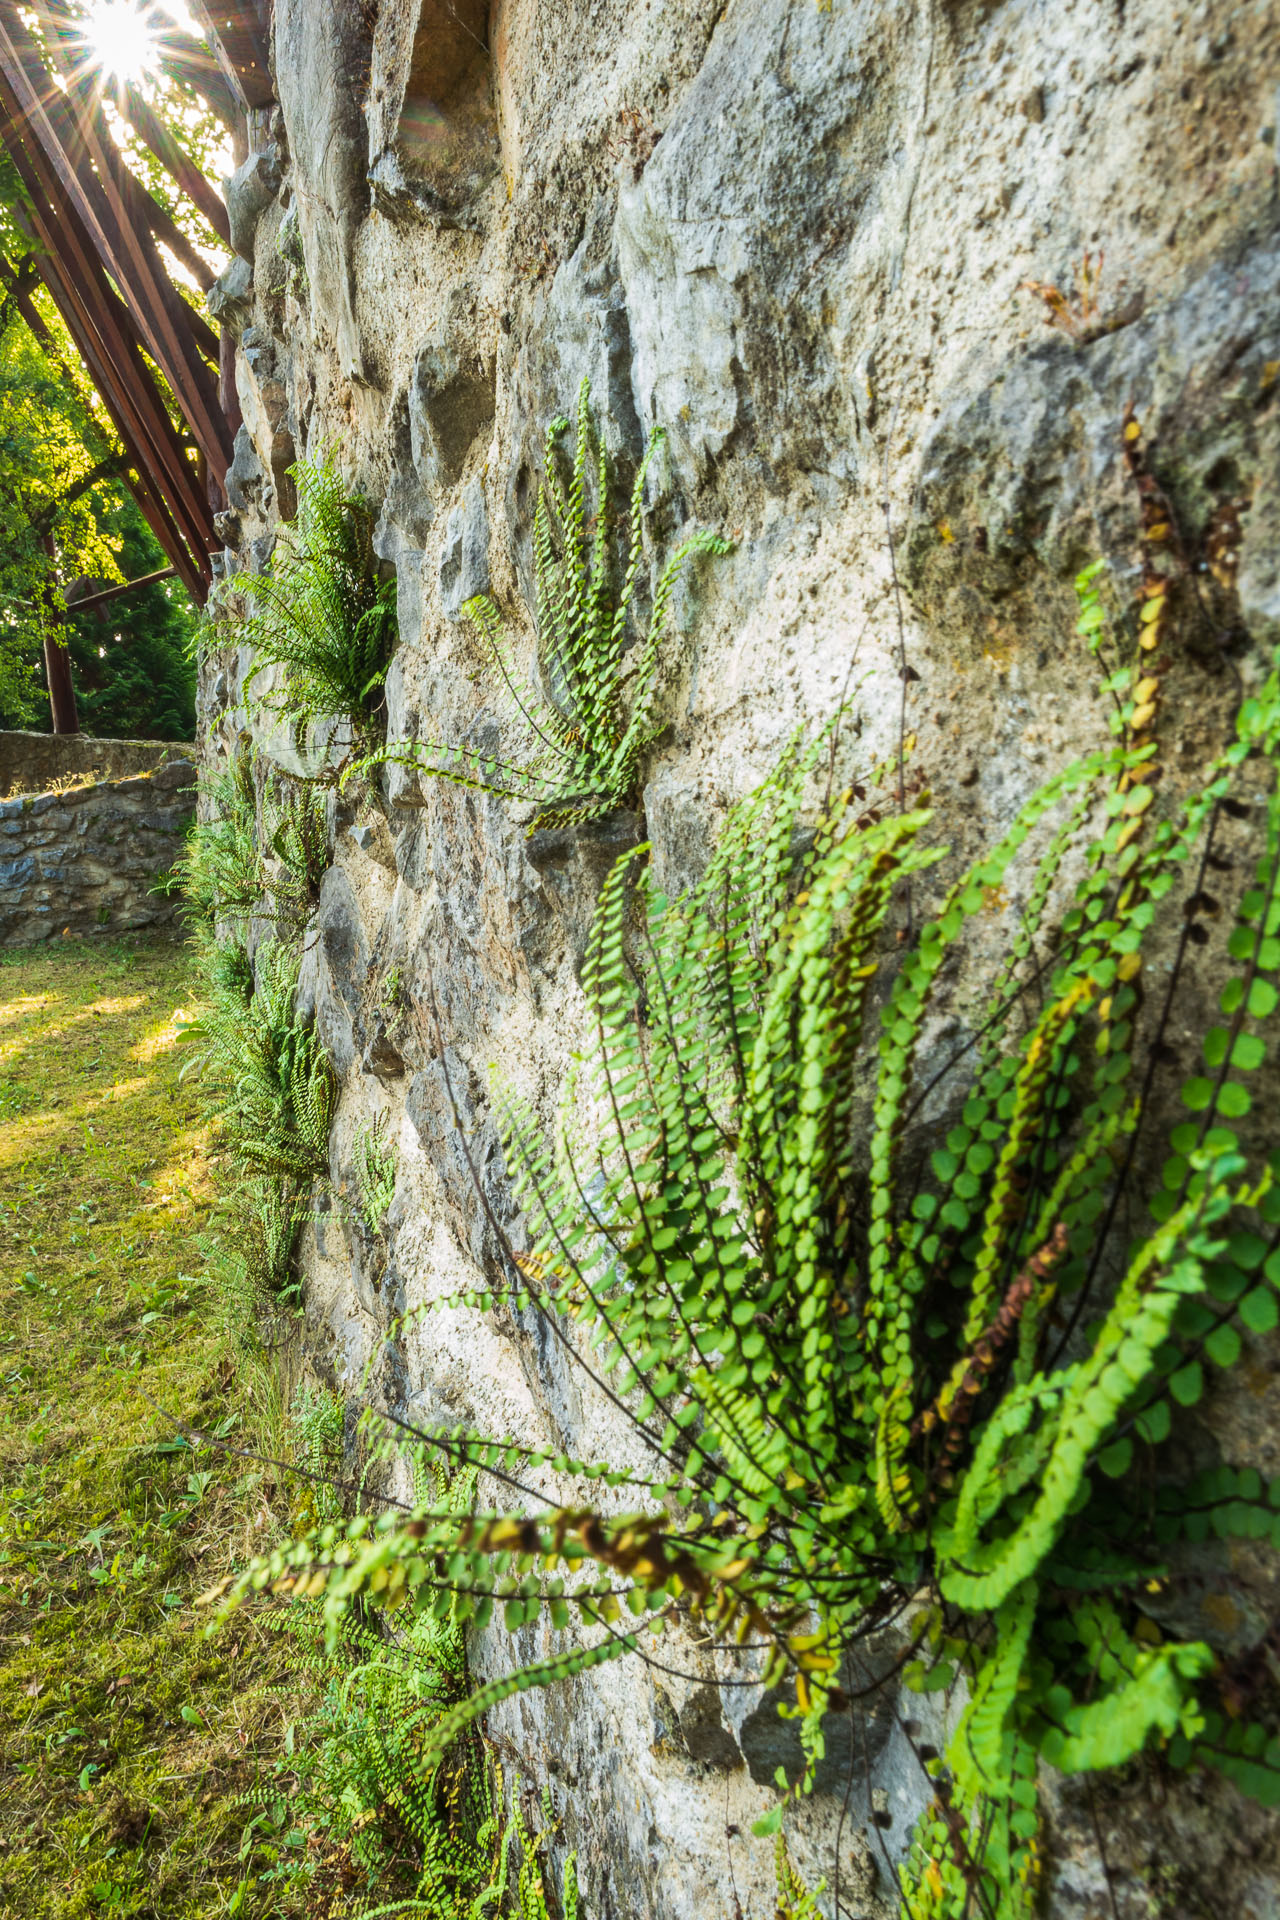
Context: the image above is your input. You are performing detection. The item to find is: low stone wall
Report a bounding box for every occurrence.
[0,731,191,798]
[0,757,196,946]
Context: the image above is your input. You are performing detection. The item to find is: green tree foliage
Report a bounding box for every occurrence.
[0,77,210,739]
[64,497,197,739]
[0,300,124,724]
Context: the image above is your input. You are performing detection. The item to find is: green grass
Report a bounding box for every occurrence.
[0,936,302,1917]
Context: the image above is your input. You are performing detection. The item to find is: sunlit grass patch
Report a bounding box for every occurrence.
[0,936,304,1917]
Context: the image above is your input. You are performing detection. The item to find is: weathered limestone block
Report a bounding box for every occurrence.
[273,0,372,379]
[207,254,255,334]
[225,143,282,262]
[409,294,495,494]
[368,0,498,229]
[236,328,298,519]
[438,474,490,615]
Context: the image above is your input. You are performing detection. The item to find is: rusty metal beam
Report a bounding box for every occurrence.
[111,139,216,295]
[150,25,244,138]
[0,116,215,597]
[181,0,274,111]
[67,566,178,614]
[0,249,205,593]
[0,83,213,553]
[0,10,232,474]
[118,77,232,248]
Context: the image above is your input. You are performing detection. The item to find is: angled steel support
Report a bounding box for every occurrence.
[182,0,273,111]
[0,8,232,474]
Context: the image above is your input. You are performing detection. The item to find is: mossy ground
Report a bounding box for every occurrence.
[0,935,302,1917]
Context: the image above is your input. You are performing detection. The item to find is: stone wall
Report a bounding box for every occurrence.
[0,759,195,947]
[202,0,1280,1913]
[0,730,191,797]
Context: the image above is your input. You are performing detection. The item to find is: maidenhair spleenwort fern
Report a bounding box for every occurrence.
[364,379,731,831]
[222,493,1280,1909]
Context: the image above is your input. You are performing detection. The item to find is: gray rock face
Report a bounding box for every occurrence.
[905,238,1280,665]
[367,0,498,229]
[235,329,297,518]
[614,0,874,497]
[204,0,1280,1912]
[272,0,372,378]
[409,297,496,494]
[438,475,490,616]
[207,254,255,332]
[225,144,283,262]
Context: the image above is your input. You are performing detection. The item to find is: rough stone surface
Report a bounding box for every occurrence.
[207,253,255,331]
[225,142,283,261]
[0,732,191,796]
[201,0,1280,1911]
[438,473,490,616]
[0,756,194,945]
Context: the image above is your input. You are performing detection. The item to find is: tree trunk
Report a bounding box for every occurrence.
[41,531,79,735]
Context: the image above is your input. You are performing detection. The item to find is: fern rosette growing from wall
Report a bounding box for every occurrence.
[179,937,335,1299]
[366,379,731,831]
[224,585,1280,1914]
[240,454,398,765]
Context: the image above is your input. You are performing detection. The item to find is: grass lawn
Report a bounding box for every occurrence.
[0,934,302,1917]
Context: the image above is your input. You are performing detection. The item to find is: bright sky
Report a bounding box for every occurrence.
[78,0,202,85]
[60,1,235,282]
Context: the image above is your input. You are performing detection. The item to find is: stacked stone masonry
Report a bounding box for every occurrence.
[0,755,195,946]
[0,729,190,796]
[203,0,1280,1915]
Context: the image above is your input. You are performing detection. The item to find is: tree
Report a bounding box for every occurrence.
[65,497,197,741]
[0,300,125,727]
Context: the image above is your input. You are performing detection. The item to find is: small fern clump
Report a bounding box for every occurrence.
[180,939,333,1300]
[182,939,334,1185]
[264,772,329,921]
[225,419,1280,1916]
[368,379,730,831]
[242,454,398,761]
[171,748,331,941]
[249,1436,581,1918]
[352,1111,398,1236]
[170,745,263,928]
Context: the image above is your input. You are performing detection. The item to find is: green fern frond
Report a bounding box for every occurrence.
[359,383,730,832]
[242,453,397,760]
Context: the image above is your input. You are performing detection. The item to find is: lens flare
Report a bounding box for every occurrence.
[81,0,162,83]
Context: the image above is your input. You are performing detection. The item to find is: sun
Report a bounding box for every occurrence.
[80,0,163,84]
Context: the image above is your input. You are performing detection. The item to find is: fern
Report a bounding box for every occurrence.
[170,744,263,928]
[250,1434,580,1917]
[182,938,334,1183]
[264,771,330,921]
[353,1112,398,1236]
[366,380,730,831]
[241,453,398,760]
[223,426,1280,1917]
[179,938,334,1301]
